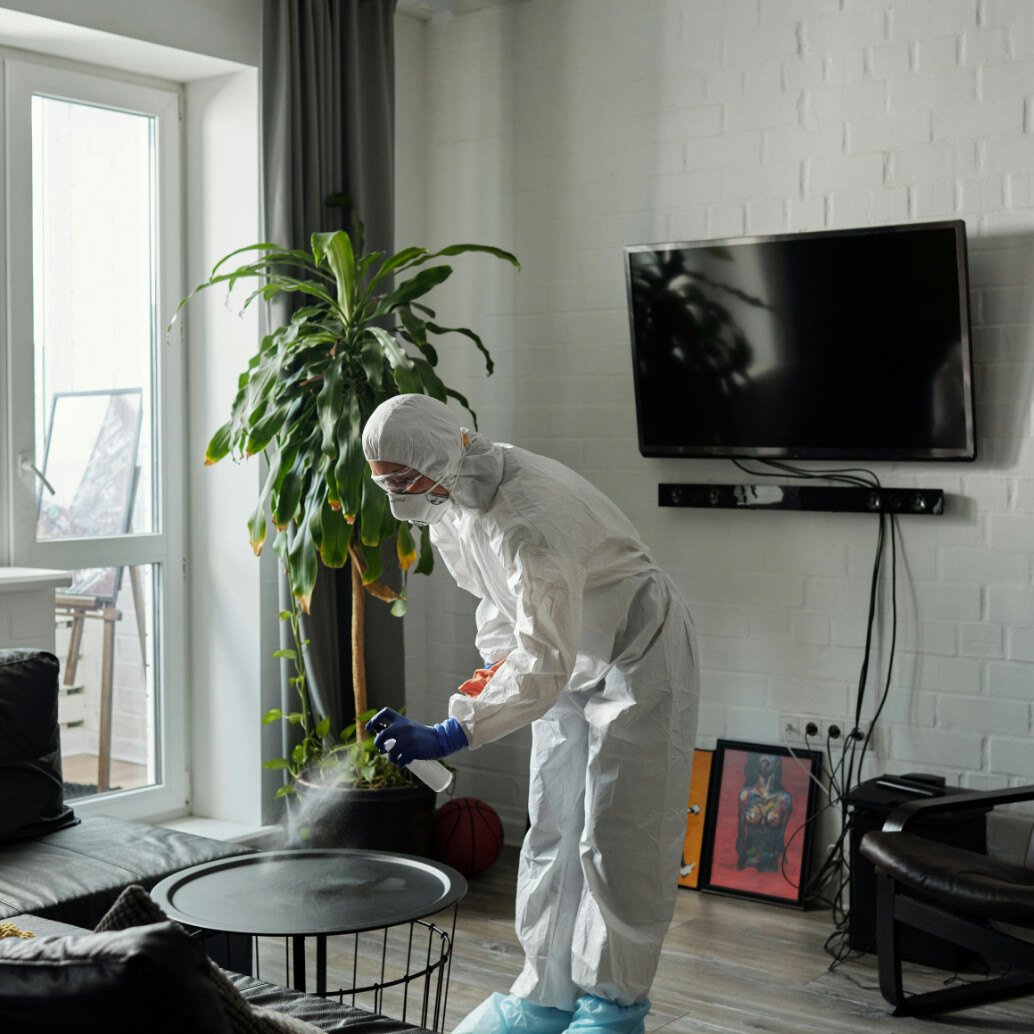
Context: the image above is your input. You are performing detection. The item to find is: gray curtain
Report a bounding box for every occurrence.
[261,0,401,741]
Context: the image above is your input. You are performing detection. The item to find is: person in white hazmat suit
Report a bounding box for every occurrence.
[363,393,698,1034]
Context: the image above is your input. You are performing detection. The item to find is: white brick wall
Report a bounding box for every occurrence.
[395,0,1034,843]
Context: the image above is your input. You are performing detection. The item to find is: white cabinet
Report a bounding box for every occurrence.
[0,567,72,653]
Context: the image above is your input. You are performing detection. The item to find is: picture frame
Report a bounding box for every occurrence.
[677,749,713,889]
[698,739,822,908]
[36,388,143,602]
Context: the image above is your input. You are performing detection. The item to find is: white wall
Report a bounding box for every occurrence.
[184,67,279,828]
[396,0,1034,845]
[0,0,259,66]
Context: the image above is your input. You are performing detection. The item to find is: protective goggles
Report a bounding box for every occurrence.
[370,467,427,494]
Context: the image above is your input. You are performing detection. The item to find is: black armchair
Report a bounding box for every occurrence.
[859,785,1034,1017]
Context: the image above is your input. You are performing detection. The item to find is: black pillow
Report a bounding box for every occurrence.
[0,921,233,1033]
[0,648,76,842]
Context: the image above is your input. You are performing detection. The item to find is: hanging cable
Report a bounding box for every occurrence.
[728,457,899,969]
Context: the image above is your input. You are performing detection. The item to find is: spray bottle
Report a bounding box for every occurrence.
[382,739,453,792]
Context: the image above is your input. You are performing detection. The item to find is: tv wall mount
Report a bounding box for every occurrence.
[659,484,944,516]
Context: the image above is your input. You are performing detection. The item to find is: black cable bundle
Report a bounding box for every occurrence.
[731,458,899,968]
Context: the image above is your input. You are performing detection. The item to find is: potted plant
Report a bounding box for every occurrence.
[175,217,518,849]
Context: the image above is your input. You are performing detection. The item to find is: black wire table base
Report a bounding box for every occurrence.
[238,905,459,1032]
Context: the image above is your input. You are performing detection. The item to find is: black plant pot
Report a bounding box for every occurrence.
[293,778,437,857]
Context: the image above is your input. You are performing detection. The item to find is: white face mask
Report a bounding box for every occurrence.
[388,488,452,526]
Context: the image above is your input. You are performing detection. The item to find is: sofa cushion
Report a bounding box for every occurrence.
[0,648,76,843]
[0,814,253,926]
[0,920,233,1033]
[93,885,323,1034]
[230,972,437,1033]
[5,912,433,1034]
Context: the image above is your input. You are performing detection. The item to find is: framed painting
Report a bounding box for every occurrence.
[36,388,143,602]
[678,749,713,889]
[699,739,822,908]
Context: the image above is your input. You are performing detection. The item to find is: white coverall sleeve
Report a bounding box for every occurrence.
[449,546,584,749]
[473,597,517,664]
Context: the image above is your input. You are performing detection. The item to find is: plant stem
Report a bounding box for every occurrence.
[351,558,368,739]
[288,595,312,756]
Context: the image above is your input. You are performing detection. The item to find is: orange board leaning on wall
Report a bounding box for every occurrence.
[678,749,713,889]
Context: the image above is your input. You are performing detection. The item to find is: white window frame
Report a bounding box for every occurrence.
[3,57,188,820]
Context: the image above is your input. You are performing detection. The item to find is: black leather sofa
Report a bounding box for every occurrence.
[0,648,254,936]
[0,648,435,1033]
[3,910,436,1032]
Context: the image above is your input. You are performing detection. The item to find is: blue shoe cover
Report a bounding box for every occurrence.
[564,994,650,1034]
[452,992,574,1034]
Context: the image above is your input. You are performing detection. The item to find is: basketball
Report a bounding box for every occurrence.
[432,797,504,876]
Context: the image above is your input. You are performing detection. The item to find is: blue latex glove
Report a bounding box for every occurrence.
[367,708,467,767]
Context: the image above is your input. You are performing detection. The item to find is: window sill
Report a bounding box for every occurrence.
[157,815,281,846]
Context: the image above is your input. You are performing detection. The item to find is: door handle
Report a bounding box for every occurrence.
[19,453,55,495]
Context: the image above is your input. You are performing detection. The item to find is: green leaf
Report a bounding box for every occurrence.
[245,401,290,458]
[272,648,297,660]
[358,335,387,388]
[247,500,267,556]
[316,716,331,738]
[411,355,448,403]
[374,266,452,317]
[272,469,304,530]
[360,540,383,585]
[263,757,292,770]
[366,327,421,394]
[253,274,339,309]
[416,524,435,575]
[423,242,520,269]
[262,708,285,725]
[359,465,390,548]
[444,386,479,430]
[316,361,345,461]
[318,501,350,568]
[364,246,429,295]
[209,241,323,278]
[333,386,365,520]
[426,320,494,376]
[274,784,295,799]
[205,422,233,465]
[391,597,408,617]
[311,230,356,319]
[287,517,318,609]
[396,521,417,571]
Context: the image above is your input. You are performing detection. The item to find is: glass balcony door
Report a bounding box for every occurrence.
[4,59,187,819]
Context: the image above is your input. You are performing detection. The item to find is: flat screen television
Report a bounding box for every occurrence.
[624,220,975,461]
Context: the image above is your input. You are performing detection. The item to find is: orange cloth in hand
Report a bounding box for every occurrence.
[458,659,506,698]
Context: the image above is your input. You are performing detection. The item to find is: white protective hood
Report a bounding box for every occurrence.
[361,393,504,512]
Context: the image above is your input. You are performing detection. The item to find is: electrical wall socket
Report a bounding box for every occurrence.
[778,713,807,743]
[820,718,843,742]
[779,713,876,748]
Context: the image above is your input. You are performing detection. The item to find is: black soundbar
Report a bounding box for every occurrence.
[658,484,945,515]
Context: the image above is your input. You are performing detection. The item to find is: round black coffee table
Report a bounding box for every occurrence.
[152,849,467,1030]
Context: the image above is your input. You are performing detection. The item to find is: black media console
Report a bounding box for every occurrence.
[659,484,945,515]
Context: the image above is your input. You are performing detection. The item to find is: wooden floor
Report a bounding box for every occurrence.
[61,754,148,797]
[254,845,1034,1033]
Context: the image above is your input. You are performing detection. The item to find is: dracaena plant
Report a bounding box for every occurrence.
[174,223,518,789]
